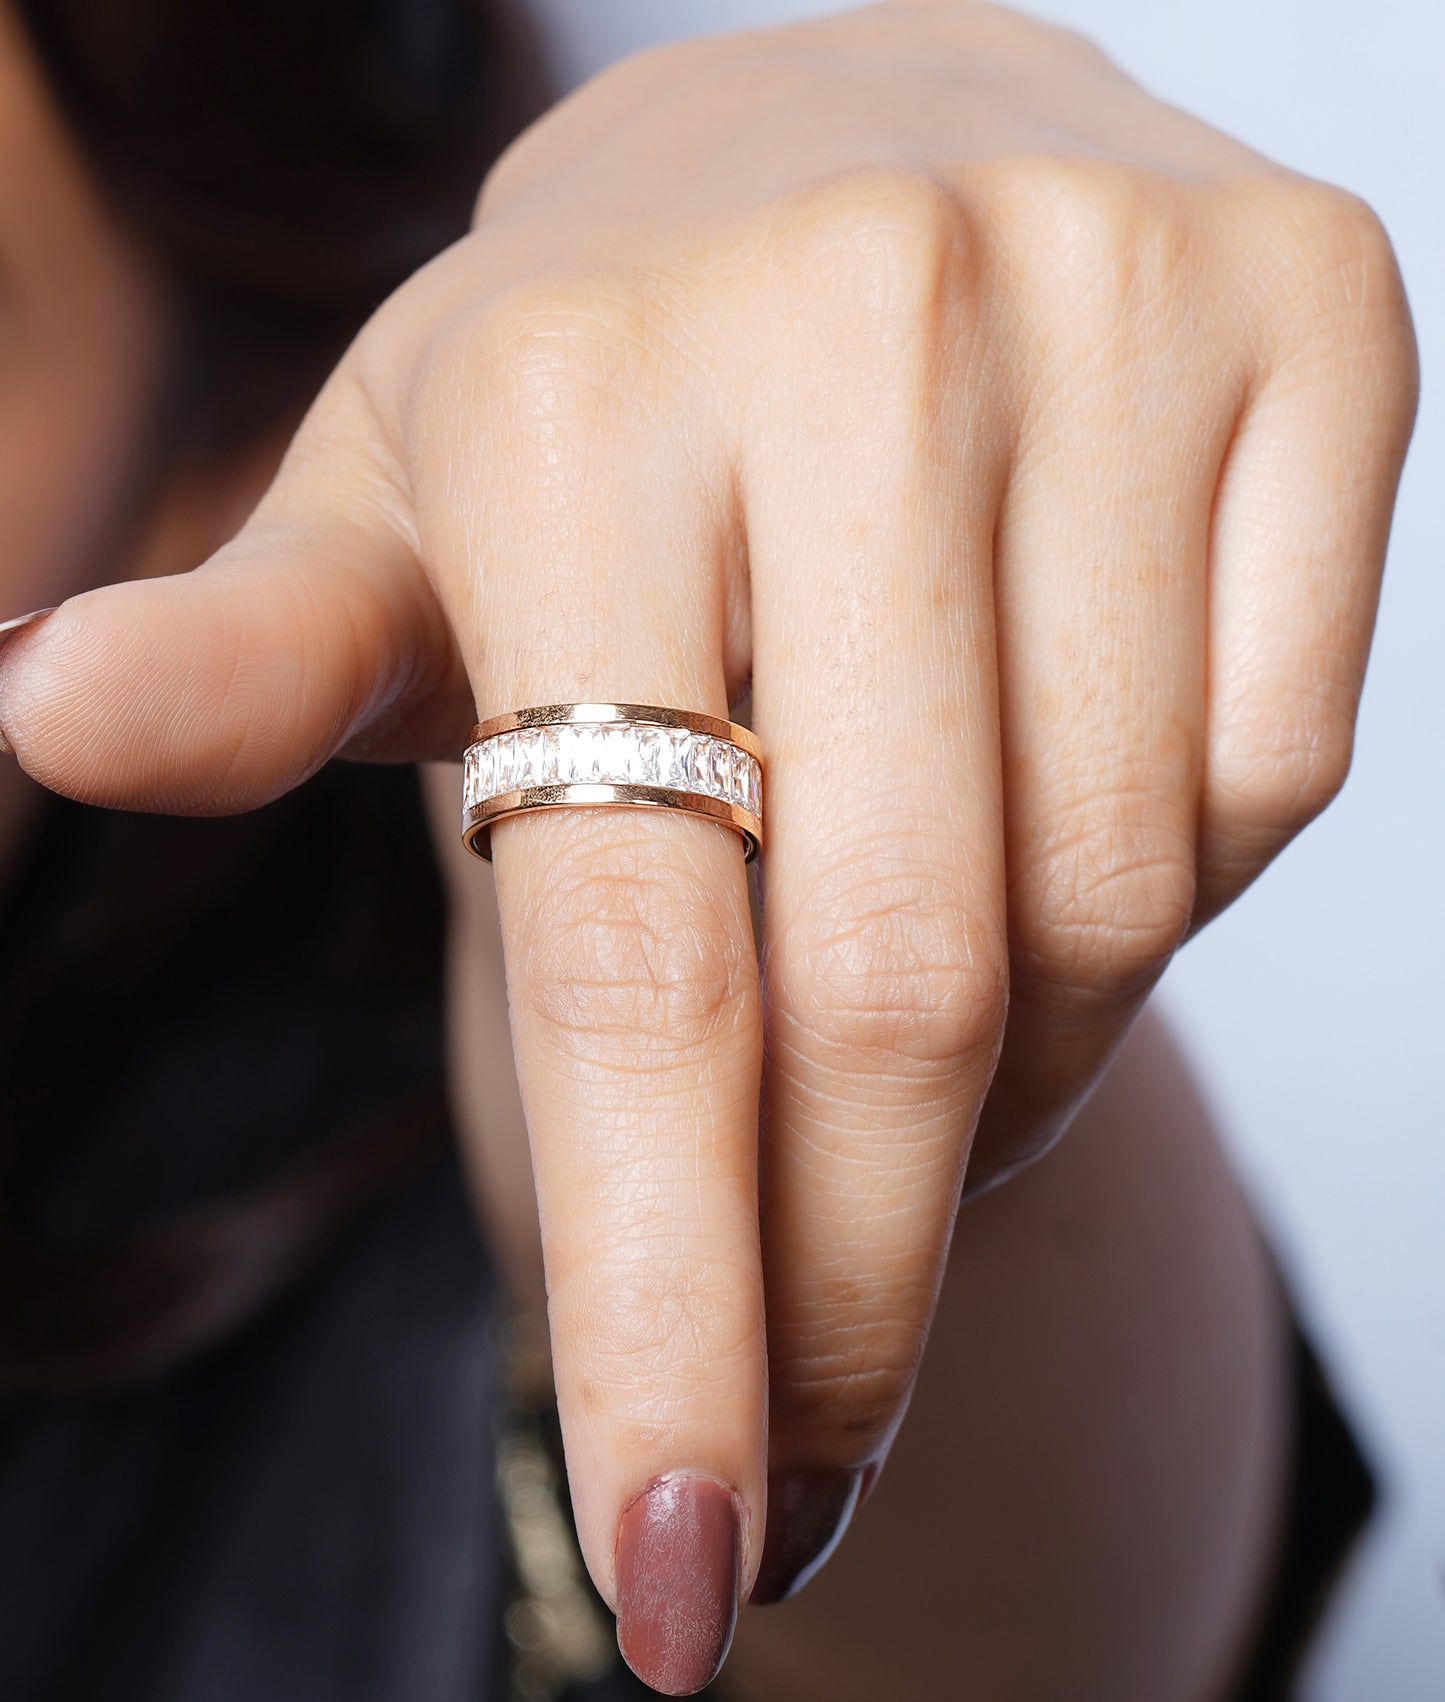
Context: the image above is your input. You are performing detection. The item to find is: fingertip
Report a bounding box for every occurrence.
[0,576,298,812]
[0,537,437,814]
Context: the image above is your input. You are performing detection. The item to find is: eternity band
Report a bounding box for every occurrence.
[461,703,764,862]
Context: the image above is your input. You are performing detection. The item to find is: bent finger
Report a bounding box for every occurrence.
[0,373,468,810]
[741,180,1010,1601]
[972,217,1235,1187]
[1196,187,1418,924]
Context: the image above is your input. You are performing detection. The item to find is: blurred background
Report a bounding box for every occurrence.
[524,3,1445,1696]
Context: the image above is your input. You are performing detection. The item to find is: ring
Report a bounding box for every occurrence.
[461,703,764,862]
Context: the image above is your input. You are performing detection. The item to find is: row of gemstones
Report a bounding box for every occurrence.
[464,723,762,816]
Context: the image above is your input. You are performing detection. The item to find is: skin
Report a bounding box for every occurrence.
[0,0,1418,1693]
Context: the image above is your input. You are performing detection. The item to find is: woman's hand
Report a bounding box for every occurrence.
[0,2,1416,1690]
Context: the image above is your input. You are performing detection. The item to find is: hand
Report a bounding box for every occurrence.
[0,2,1416,1690]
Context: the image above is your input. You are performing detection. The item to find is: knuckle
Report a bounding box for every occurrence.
[1211,687,1356,833]
[422,275,679,437]
[1236,179,1418,372]
[770,167,980,356]
[773,863,1007,1074]
[999,157,1195,329]
[1272,182,1398,302]
[515,836,755,1066]
[1034,18,1117,70]
[1012,794,1195,1001]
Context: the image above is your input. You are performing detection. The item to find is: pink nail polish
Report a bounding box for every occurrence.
[615,1473,741,1695]
[751,1467,864,1605]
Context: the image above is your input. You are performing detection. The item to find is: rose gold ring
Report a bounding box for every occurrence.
[460,703,764,863]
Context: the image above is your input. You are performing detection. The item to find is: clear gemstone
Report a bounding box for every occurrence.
[683,735,709,792]
[636,727,665,785]
[729,746,749,807]
[562,724,602,783]
[676,729,698,788]
[536,726,560,785]
[655,728,683,788]
[709,740,732,800]
[557,726,579,782]
[747,757,762,816]
[618,726,647,784]
[471,742,492,804]
[528,728,554,786]
[515,729,539,788]
[488,734,511,795]
[599,725,634,785]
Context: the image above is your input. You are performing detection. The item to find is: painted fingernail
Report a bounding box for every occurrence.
[751,1467,864,1605]
[0,607,57,642]
[615,1473,741,1696]
[0,610,57,755]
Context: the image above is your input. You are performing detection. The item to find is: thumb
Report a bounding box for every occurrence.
[0,408,470,814]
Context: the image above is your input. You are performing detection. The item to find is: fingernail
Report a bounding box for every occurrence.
[751,1467,864,1605]
[0,607,58,643]
[0,609,57,756]
[615,1472,741,1695]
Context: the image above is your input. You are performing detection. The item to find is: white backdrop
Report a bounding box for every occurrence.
[524,4,1445,1693]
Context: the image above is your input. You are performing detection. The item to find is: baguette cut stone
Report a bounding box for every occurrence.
[666,728,692,788]
[602,725,634,783]
[687,735,710,792]
[467,717,760,827]
[563,725,598,783]
[539,726,561,784]
[517,729,540,786]
[637,727,665,784]
[496,733,518,794]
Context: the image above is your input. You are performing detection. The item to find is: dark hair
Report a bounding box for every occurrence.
[17,0,549,453]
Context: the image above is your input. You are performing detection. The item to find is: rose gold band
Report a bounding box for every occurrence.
[460,702,764,862]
